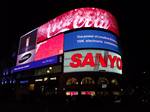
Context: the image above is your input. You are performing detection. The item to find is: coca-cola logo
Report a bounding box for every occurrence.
[37,7,119,43]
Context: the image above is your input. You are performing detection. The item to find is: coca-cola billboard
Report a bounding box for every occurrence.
[37,7,119,43]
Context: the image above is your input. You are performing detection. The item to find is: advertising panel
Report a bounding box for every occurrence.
[16,49,35,65]
[18,28,37,55]
[17,28,37,65]
[64,50,122,74]
[37,7,119,43]
[12,56,58,73]
[34,33,64,61]
[64,29,120,53]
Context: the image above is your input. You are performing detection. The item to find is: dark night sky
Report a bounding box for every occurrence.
[2,0,150,76]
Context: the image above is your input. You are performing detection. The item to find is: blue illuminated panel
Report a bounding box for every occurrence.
[64,29,120,53]
[20,80,29,84]
[11,56,58,73]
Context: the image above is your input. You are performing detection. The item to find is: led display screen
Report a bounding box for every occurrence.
[64,29,120,53]
[15,7,121,74]
[16,49,35,65]
[37,7,119,43]
[18,28,37,55]
[64,50,122,74]
[17,28,37,65]
[34,33,64,61]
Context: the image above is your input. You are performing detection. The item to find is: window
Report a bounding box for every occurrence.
[98,78,109,88]
[66,77,78,86]
[81,77,95,85]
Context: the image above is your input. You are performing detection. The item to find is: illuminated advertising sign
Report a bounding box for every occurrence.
[64,50,122,74]
[17,28,37,65]
[17,49,35,65]
[37,7,119,43]
[64,29,120,53]
[18,28,37,55]
[12,56,58,73]
[34,33,64,61]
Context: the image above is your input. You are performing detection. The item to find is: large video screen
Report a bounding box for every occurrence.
[64,50,122,74]
[34,33,64,61]
[64,29,120,53]
[16,28,37,65]
[37,7,119,43]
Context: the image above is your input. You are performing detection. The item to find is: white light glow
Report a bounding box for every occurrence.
[66,91,78,96]
[50,77,56,80]
[44,77,48,81]
[35,79,43,82]
[47,70,50,73]
[49,67,52,70]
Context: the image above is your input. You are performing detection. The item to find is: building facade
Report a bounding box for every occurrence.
[2,7,124,101]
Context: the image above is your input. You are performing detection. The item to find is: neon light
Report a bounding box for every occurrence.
[66,92,70,96]
[81,91,95,96]
[66,91,78,96]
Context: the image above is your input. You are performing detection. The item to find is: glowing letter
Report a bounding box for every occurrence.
[108,55,117,68]
[116,57,122,70]
[81,53,95,67]
[96,53,107,67]
[70,53,82,68]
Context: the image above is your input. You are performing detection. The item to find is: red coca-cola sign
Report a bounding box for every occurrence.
[37,7,119,43]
